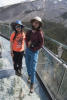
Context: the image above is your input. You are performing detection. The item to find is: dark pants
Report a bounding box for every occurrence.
[13,51,24,72]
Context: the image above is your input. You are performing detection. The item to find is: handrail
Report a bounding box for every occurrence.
[42,46,67,69]
[45,36,67,50]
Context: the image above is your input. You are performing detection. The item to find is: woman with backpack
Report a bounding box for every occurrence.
[10,20,25,76]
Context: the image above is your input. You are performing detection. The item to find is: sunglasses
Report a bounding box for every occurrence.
[15,25,22,29]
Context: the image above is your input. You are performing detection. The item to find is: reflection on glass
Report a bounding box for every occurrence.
[37,49,67,100]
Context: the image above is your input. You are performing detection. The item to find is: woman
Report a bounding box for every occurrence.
[10,20,25,76]
[25,16,44,93]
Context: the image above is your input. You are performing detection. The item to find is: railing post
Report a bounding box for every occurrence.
[57,44,63,58]
[0,43,2,58]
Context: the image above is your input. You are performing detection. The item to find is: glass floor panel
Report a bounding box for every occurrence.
[0,36,50,100]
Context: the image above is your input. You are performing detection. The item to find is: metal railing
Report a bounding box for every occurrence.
[45,36,67,50]
[37,47,67,100]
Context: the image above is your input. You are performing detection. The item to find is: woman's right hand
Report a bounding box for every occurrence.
[11,51,14,57]
[28,41,31,48]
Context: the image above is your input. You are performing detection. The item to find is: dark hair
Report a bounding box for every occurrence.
[11,22,16,30]
[31,19,42,27]
[13,27,23,41]
[11,22,23,40]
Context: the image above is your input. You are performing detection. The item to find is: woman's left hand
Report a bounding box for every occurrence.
[28,41,31,48]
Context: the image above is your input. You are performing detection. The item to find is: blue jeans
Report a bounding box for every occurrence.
[25,48,39,84]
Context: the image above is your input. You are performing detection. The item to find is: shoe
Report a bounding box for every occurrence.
[15,70,22,76]
[18,69,22,76]
[15,70,18,75]
[19,89,24,98]
[30,83,34,93]
[27,76,31,84]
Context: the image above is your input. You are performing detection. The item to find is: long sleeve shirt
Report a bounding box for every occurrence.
[25,30,44,52]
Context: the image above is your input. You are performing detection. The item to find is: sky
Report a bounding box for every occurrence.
[0,0,35,7]
[0,0,63,7]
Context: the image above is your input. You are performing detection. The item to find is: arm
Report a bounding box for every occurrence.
[25,30,31,47]
[10,41,13,54]
[10,33,15,57]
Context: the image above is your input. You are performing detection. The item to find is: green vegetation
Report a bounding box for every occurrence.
[43,20,67,45]
[0,23,10,38]
[61,12,67,19]
[42,20,67,62]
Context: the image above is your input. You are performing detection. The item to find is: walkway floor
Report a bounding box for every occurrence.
[0,36,50,100]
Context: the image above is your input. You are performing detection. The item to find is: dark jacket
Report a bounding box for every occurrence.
[26,30,44,52]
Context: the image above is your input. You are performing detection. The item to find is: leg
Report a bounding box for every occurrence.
[30,51,39,93]
[25,48,31,77]
[13,51,18,72]
[18,51,24,71]
[30,51,39,84]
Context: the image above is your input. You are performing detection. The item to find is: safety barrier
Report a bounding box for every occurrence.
[37,47,67,100]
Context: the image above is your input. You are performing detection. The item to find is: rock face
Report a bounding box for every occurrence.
[0,0,67,26]
[0,0,45,22]
[44,0,67,27]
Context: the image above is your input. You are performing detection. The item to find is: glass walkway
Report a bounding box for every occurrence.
[0,36,50,100]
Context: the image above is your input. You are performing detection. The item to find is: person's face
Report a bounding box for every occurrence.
[32,20,40,29]
[15,24,22,32]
